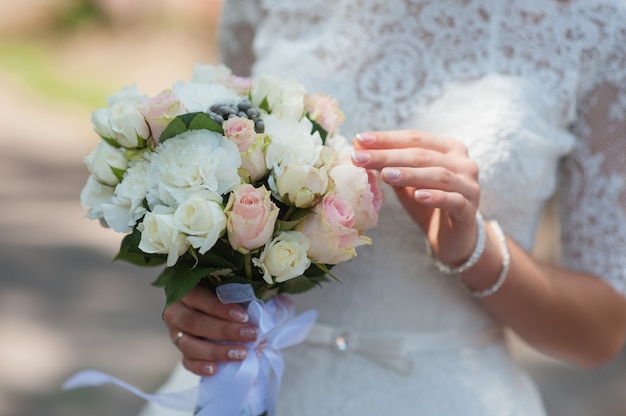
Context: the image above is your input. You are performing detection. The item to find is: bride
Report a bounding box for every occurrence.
[143,1,626,415]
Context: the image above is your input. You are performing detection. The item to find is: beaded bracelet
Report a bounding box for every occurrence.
[469,220,510,298]
[425,211,486,275]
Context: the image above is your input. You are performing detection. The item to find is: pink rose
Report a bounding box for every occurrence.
[138,89,185,145]
[223,117,257,152]
[305,93,346,136]
[329,162,383,232]
[296,194,370,264]
[225,184,279,253]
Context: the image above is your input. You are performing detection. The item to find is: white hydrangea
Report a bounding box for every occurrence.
[146,129,242,208]
[101,157,151,233]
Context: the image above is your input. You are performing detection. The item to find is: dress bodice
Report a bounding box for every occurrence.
[220,0,626,300]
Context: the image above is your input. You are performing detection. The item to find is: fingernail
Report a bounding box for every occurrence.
[201,364,215,376]
[228,348,248,360]
[240,327,258,340]
[415,190,432,200]
[356,132,376,144]
[351,151,371,164]
[229,309,249,323]
[383,168,401,181]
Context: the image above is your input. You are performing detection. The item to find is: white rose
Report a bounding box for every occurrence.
[84,140,128,186]
[92,85,150,148]
[138,206,188,267]
[80,175,115,221]
[146,129,242,207]
[253,231,311,284]
[173,81,240,113]
[174,192,227,254]
[271,79,307,120]
[192,64,232,83]
[106,84,147,106]
[276,162,329,208]
[251,75,281,108]
[251,76,306,120]
[101,158,151,233]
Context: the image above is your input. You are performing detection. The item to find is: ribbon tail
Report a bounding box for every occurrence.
[195,353,259,416]
[62,370,198,411]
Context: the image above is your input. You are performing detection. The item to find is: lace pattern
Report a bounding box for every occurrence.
[220,0,626,295]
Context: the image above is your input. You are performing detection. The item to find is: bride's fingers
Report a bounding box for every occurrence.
[164,302,258,343]
[353,148,477,178]
[180,285,250,324]
[380,166,480,208]
[354,130,464,154]
[182,358,217,377]
[171,329,249,366]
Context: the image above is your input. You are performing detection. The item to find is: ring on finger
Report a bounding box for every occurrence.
[172,331,184,346]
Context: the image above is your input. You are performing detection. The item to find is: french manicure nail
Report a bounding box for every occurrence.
[351,151,371,164]
[201,364,215,376]
[228,348,248,360]
[415,190,432,200]
[356,132,376,144]
[229,309,249,323]
[240,327,258,340]
[383,168,401,181]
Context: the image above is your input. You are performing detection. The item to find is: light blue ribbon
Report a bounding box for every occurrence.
[63,283,317,416]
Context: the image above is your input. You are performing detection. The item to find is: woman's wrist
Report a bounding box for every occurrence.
[459,220,510,298]
[425,211,486,275]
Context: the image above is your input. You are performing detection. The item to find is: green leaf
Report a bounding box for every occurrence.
[101,136,120,148]
[114,231,166,266]
[309,118,328,144]
[258,97,271,113]
[159,112,224,143]
[188,112,223,133]
[153,266,232,310]
[159,117,188,142]
[110,165,126,182]
[313,263,340,282]
[279,275,329,295]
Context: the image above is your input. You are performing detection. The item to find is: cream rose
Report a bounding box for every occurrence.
[276,162,329,208]
[239,134,270,183]
[253,231,311,284]
[84,140,128,186]
[138,206,189,267]
[174,193,227,254]
[225,184,279,253]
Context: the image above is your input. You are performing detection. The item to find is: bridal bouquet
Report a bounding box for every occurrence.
[69,64,382,415]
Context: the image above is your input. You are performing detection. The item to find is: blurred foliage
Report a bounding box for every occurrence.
[53,0,109,33]
[0,40,110,109]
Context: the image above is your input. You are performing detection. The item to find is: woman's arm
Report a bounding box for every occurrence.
[352,129,626,369]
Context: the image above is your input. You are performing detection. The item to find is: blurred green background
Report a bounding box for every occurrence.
[0,1,624,415]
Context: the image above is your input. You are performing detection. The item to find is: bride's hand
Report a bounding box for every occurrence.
[162,285,258,376]
[352,130,481,266]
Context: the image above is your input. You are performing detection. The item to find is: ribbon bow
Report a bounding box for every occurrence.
[63,283,317,416]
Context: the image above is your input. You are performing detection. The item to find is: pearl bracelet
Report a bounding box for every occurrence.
[425,211,486,275]
[469,220,510,298]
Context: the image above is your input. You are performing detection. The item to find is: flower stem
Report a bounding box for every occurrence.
[244,253,252,280]
[284,206,297,221]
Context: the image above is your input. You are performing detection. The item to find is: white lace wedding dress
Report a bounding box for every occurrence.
[140,1,626,415]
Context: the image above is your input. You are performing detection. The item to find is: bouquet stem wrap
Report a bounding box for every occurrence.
[63,283,317,416]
